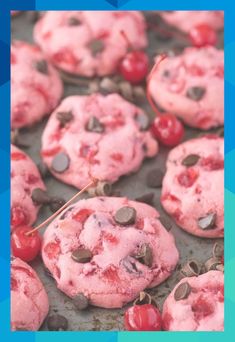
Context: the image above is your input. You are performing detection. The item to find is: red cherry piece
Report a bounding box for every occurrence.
[11,226,41,262]
[11,206,28,228]
[120,51,149,84]
[102,265,120,282]
[178,168,198,188]
[192,295,214,320]
[11,151,27,161]
[189,24,217,48]
[41,146,61,157]
[151,114,184,147]
[200,157,224,171]
[26,174,40,184]
[53,50,78,66]
[110,153,123,162]
[102,232,119,244]
[72,208,93,224]
[43,241,61,260]
[124,304,162,331]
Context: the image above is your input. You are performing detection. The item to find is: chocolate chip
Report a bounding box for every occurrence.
[100,77,119,94]
[212,242,224,258]
[134,243,153,267]
[86,116,104,133]
[159,216,172,231]
[31,188,50,205]
[181,260,201,277]
[47,314,68,331]
[88,181,112,196]
[114,206,136,226]
[88,39,104,56]
[51,152,70,173]
[162,69,170,77]
[56,111,74,127]
[135,193,154,205]
[135,112,150,131]
[34,59,48,75]
[71,248,93,263]
[68,17,81,26]
[119,81,133,102]
[49,197,66,213]
[198,213,216,230]
[146,169,164,188]
[73,293,89,310]
[186,86,206,101]
[122,256,140,274]
[133,86,145,102]
[205,257,222,272]
[174,282,191,301]
[182,154,200,167]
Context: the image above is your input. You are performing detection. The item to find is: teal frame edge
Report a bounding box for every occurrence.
[0,1,234,341]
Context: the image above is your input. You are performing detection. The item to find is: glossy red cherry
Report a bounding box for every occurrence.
[119,30,149,84]
[11,206,28,228]
[120,51,149,84]
[124,304,162,331]
[151,114,184,147]
[189,24,217,48]
[11,225,42,262]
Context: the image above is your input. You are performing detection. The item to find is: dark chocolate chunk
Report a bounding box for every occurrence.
[212,242,224,258]
[73,293,89,310]
[181,260,201,277]
[88,39,104,56]
[68,17,81,26]
[56,111,74,127]
[34,59,48,75]
[146,169,164,188]
[119,81,133,102]
[49,197,66,213]
[159,216,172,231]
[162,69,170,77]
[71,248,93,263]
[47,314,68,331]
[134,243,153,267]
[51,152,70,173]
[88,181,112,196]
[205,257,222,272]
[135,113,150,131]
[31,188,50,205]
[174,282,191,301]
[198,213,216,230]
[135,193,154,205]
[86,116,104,133]
[122,256,140,274]
[114,206,136,226]
[186,86,206,101]
[100,77,119,94]
[182,154,200,167]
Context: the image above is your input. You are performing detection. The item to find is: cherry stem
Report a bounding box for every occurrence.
[25,178,98,236]
[120,30,134,51]
[146,54,167,116]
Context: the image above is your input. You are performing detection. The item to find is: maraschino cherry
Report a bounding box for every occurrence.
[119,30,149,84]
[147,55,184,147]
[189,24,217,48]
[124,292,162,331]
[11,179,97,262]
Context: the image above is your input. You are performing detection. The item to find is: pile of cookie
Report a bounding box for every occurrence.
[10,11,224,331]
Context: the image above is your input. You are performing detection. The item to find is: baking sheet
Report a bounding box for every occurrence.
[11,11,224,331]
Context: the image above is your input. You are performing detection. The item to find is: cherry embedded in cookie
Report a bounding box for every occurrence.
[189,24,217,48]
[119,30,149,84]
[11,226,42,262]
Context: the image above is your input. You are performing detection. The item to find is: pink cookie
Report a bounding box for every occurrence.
[161,135,224,238]
[162,270,224,331]
[149,47,224,129]
[42,197,179,308]
[11,144,46,231]
[41,93,158,189]
[34,11,147,77]
[160,11,224,33]
[11,258,49,331]
[11,40,63,129]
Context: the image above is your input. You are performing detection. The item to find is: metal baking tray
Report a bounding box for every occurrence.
[11,11,224,331]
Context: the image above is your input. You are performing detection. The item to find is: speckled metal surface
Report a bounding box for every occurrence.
[11,11,224,331]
